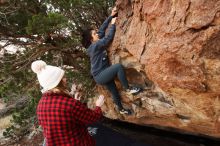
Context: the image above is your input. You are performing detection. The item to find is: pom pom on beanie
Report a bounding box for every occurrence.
[31,60,47,74]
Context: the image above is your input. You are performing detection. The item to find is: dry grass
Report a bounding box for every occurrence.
[0,115,12,130]
[0,116,12,145]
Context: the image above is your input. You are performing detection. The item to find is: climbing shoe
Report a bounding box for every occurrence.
[126,86,142,95]
[119,108,132,115]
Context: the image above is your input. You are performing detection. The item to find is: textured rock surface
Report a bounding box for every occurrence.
[93,0,220,138]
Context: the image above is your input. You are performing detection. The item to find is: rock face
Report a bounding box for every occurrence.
[96,0,220,138]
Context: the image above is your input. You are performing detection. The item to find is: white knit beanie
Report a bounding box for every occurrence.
[31,60,65,93]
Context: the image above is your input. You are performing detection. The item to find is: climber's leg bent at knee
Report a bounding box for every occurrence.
[94,63,141,95]
[94,63,129,89]
[94,63,141,115]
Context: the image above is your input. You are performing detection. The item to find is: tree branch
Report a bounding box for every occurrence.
[0,96,29,117]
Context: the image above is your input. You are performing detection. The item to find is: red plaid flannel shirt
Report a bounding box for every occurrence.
[37,92,102,146]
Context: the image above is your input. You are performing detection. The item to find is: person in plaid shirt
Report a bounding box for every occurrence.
[31,60,104,146]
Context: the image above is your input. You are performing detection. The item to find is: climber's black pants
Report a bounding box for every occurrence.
[94,63,129,110]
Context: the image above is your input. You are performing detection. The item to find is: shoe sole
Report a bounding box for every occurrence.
[131,88,143,95]
[119,112,132,115]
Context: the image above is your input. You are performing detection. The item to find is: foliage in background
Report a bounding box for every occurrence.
[0,0,115,141]
[3,90,41,141]
[26,13,69,35]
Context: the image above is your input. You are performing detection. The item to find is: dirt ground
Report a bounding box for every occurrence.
[0,132,44,146]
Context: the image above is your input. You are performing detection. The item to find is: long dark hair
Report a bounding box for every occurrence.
[81,28,93,48]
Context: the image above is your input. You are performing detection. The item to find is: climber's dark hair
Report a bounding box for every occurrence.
[81,28,93,48]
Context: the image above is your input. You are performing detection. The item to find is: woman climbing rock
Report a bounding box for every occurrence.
[81,7,141,115]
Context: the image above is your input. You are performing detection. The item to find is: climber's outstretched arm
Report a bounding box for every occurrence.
[96,17,117,49]
[96,24,116,48]
[98,16,113,39]
[98,7,118,39]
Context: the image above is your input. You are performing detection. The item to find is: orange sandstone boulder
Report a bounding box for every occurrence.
[92,0,220,138]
